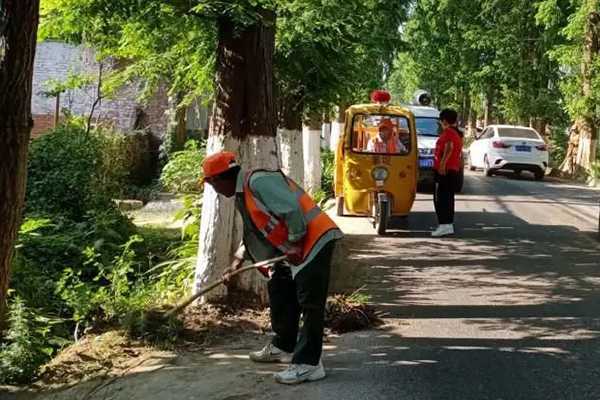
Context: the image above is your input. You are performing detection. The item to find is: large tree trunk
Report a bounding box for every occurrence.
[303,113,322,194]
[277,94,304,185]
[195,11,278,302]
[484,90,494,126]
[561,8,600,175]
[166,93,187,152]
[0,0,39,330]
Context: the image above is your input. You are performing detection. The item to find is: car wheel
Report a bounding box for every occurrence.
[534,170,545,181]
[336,197,344,216]
[484,156,494,177]
[375,200,389,235]
[468,153,476,171]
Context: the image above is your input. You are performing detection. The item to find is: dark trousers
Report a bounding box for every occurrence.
[434,170,459,225]
[268,241,335,366]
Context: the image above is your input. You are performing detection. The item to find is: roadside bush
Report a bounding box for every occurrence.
[27,122,160,219]
[133,194,202,311]
[549,125,569,168]
[160,140,205,193]
[26,122,108,219]
[588,161,600,186]
[98,130,160,197]
[4,212,181,385]
[321,149,335,199]
[12,210,134,310]
[0,298,66,384]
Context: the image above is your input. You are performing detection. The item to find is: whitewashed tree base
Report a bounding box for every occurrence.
[330,122,344,153]
[277,128,304,185]
[576,135,597,170]
[321,123,331,150]
[303,126,321,194]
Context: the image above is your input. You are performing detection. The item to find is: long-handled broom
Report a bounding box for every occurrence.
[141,255,287,336]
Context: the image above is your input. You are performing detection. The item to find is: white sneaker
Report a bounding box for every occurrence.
[249,343,291,363]
[432,224,455,237]
[274,361,326,384]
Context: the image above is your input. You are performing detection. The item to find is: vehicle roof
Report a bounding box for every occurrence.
[486,124,537,130]
[347,104,415,118]
[404,105,440,118]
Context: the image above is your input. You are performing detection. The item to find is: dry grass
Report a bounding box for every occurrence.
[35,331,156,389]
[325,289,383,333]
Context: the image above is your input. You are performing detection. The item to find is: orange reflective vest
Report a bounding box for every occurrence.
[243,170,339,265]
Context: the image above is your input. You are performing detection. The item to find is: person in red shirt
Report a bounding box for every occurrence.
[432,109,463,237]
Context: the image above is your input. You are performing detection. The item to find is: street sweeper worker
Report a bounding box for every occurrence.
[202,151,343,385]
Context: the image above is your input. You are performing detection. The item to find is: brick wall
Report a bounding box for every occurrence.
[31,114,58,139]
[32,41,169,138]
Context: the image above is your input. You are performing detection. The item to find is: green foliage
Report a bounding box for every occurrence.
[321,149,335,199]
[27,120,158,220]
[389,0,567,127]
[311,149,336,208]
[538,0,600,123]
[5,207,182,384]
[160,140,206,193]
[40,0,216,105]
[276,0,409,119]
[11,211,132,313]
[549,125,570,167]
[0,298,66,384]
[146,194,202,304]
[27,122,106,219]
[56,236,152,326]
[589,161,600,182]
[41,71,94,98]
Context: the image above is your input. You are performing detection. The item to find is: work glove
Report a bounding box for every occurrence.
[287,246,303,265]
[256,264,272,279]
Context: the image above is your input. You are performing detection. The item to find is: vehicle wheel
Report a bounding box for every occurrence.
[534,170,545,181]
[468,153,476,171]
[375,200,389,235]
[336,197,344,216]
[456,168,465,193]
[484,156,494,177]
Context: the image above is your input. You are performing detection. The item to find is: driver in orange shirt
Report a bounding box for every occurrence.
[367,119,406,154]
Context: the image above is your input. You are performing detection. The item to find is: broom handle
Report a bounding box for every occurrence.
[165,255,288,317]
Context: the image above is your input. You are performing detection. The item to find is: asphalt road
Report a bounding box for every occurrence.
[24,171,600,400]
[316,171,600,400]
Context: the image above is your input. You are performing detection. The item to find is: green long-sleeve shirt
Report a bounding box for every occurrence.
[234,169,343,278]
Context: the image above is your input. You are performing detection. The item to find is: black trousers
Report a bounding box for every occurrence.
[434,170,459,225]
[268,241,335,366]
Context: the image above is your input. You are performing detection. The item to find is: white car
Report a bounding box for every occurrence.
[467,125,549,180]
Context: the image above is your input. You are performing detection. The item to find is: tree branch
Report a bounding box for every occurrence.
[86,62,103,135]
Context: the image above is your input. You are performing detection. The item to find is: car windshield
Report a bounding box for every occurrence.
[416,117,440,136]
[498,127,541,140]
[351,114,411,155]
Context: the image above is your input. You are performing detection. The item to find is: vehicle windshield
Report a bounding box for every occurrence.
[415,117,440,136]
[351,114,411,155]
[498,127,541,140]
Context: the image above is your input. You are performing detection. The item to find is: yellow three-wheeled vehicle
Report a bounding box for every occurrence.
[334,91,419,235]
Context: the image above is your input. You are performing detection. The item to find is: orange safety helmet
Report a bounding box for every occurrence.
[378,118,394,131]
[202,151,238,180]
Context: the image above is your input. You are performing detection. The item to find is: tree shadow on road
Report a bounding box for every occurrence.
[328,207,600,399]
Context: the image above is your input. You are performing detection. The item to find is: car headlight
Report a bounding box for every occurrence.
[372,167,389,181]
